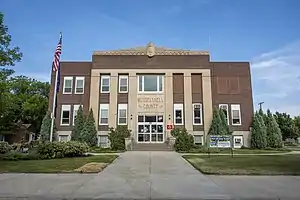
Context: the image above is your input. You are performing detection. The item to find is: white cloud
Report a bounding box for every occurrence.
[251,40,300,116]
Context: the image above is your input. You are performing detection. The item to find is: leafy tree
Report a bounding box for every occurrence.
[71,105,85,141]
[251,112,267,149]
[265,109,283,148]
[293,116,300,140]
[258,108,268,124]
[0,12,22,66]
[219,108,230,135]
[81,109,98,146]
[40,111,56,142]
[274,112,299,140]
[208,106,222,135]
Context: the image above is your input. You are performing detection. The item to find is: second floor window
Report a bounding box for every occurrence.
[101,75,110,93]
[138,75,163,93]
[75,77,84,94]
[119,75,128,93]
[63,77,73,94]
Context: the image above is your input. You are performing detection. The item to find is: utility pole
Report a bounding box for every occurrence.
[258,102,264,110]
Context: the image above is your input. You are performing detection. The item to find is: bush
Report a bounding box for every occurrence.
[72,105,85,141]
[251,112,267,149]
[0,141,11,154]
[0,152,41,161]
[37,141,89,159]
[81,109,98,147]
[171,128,194,152]
[265,109,283,148]
[108,126,131,151]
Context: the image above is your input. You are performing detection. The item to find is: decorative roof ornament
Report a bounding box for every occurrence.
[93,42,209,56]
[146,42,155,58]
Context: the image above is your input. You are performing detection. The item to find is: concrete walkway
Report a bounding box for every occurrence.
[0,151,299,199]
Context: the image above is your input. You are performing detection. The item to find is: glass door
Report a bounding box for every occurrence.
[137,115,164,143]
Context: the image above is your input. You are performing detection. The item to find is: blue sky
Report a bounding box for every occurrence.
[2,0,300,116]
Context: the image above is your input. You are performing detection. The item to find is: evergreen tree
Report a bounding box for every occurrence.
[81,108,98,146]
[208,106,222,135]
[219,108,230,135]
[71,105,85,141]
[251,112,267,149]
[40,111,56,142]
[266,109,283,148]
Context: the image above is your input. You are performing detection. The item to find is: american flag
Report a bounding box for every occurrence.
[53,33,62,72]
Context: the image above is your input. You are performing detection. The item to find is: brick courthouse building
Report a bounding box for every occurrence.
[49,42,254,148]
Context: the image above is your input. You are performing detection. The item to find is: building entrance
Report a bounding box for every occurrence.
[137,115,164,143]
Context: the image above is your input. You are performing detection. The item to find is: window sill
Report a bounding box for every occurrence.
[74,92,84,95]
[62,92,72,95]
[232,124,242,126]
[99,124,109,126]
[100,91,110,94]
[193,123,203,126]
[60,124,70,126]
[138,91,164,94]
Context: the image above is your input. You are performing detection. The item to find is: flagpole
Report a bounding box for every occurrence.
[50,32,62,142]
[50,69,59,142]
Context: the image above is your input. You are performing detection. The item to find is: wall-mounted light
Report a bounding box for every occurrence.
[130,114,133,120]
[168,114,171,120]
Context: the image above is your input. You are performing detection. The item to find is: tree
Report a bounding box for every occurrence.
[219,108,230,135]
[208,106,222,135]
[81,109,98,146]
[274,112,299,140]
[40,111,56,142]
[0,12,22,67]
[71,105,85,141]
[251,112,267,149]
[265,109,283,148]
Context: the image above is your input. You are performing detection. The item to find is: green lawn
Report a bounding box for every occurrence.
[182,148,291,154]
[183,154,300,175]
[0,155,118,173]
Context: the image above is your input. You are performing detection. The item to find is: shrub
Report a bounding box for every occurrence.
[37,141,89,159]
[0,152,41,161]
[71,105,85,141]
[251,112,267,149]
[0,141,11,154]
[40,111,57,142]
[108,126,131,151]
[171,128,194,152]
[265,109,283,148]
[81,109,98,147]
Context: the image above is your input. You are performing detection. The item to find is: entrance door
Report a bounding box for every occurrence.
[137,115,164,143]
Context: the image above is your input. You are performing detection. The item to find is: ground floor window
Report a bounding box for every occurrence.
[233,135,243,148]
[137,115,164,143]
[194,135,203,146]
[0,135,5,142]
[59,135,69,142]
[98,135,109,148]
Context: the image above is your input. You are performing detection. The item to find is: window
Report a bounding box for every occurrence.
[194,135,203,146]
[231,104,241,125]
[99,104,109,125]
[73,105,83,125]
[219,104,229,125]
[0,135,5,142]
[118,104,127,125]
[60,105,71,125]
[63,77,73,94]
[59,135,69,142]
[174,104,184,125]
[233,136,243,148]
[100,75,110,93]
[193,103,203,125]
[75,77,84,94]
[138,75,163,93]
[98,135,109,148]
[119,75,128,93]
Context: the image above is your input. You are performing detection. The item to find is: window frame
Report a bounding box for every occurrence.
[72,105,83,125]
[75,77,85,94]
[194,135,203,146]
[118,104,128,125]
[231,104,242,125]
[174,103,184,125]
[118,75,128,93]
[138,75,164,93]
[99,104,109,125]
[192,103,203,125]
[100,75,110,93]
[233,135,243,148]
[219,104,229,125]
[60,105,71,126]
[63,77,73,94]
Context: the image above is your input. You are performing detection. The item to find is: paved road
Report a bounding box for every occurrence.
[0,151,300,199]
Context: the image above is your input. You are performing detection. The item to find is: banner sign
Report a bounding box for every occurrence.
[209,135,232,148]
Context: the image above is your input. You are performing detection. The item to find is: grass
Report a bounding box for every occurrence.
[89,147,125,153]
[183,154,300,175]
[0,155,118,173]
[181,147,291,154]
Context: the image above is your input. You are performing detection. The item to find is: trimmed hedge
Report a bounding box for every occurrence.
[0,152,40,161]
[37,141,89,159]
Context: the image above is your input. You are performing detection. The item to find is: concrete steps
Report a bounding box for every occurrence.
[132,143,173,151]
